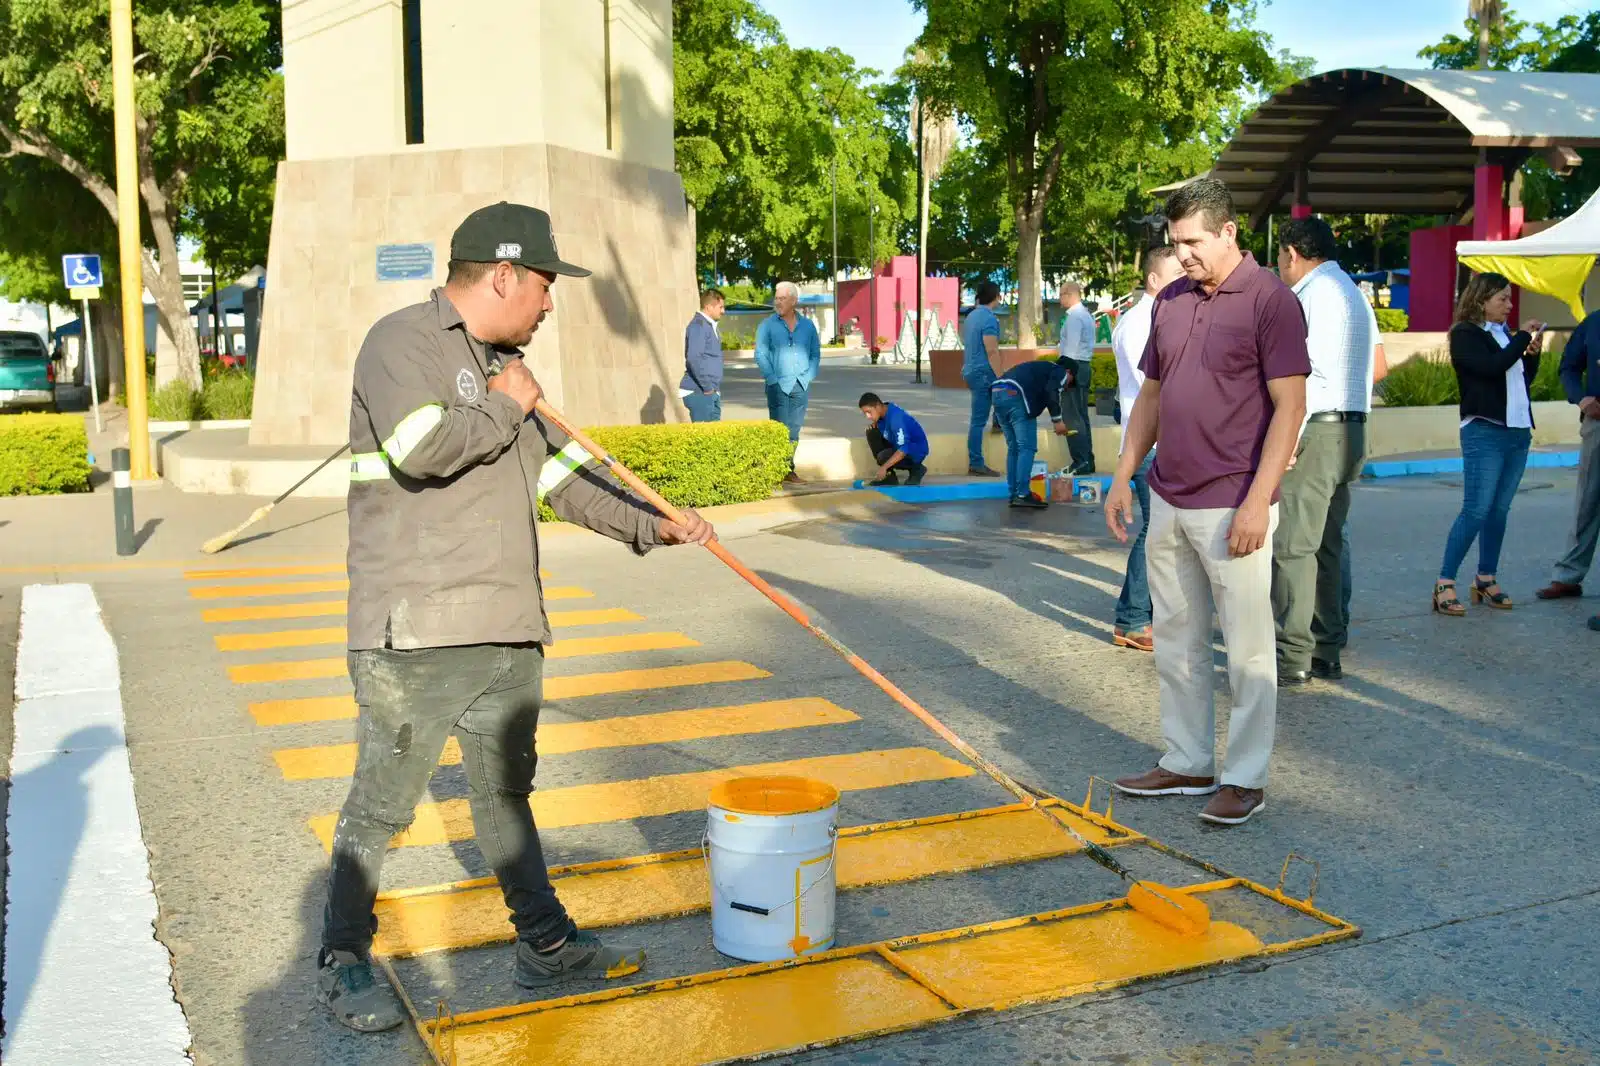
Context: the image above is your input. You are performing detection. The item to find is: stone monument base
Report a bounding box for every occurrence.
[249,142,698,447]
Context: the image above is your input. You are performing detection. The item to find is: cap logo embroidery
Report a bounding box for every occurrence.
[495,242,522,259]
[457,368,480,402]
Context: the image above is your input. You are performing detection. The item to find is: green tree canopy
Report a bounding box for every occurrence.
[906,0,1278,343]
[0,0,283,387]
[672,0,916,287]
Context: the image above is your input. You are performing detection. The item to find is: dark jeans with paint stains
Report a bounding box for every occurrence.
[321,643,574,956]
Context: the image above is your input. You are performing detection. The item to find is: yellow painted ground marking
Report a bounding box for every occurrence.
[229,632,699,684]
[189,579,349,600]
[544,586,593,600]
[899,909,1264,1009]
[202,601,346,624]
[248,661,771,726]
[435,958,950,1064]
[307,747,976,850]
[372,804,1122,957]
[274,697,859,781]
[184,563,345,580]
[213,609,643,652]
[418,897,1269,1064]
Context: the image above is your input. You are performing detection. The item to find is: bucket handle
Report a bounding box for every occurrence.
[701,825,838,919]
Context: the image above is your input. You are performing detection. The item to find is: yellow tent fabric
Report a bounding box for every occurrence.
[1457,252,1595,321]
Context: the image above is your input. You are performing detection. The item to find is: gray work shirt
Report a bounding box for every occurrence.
[345,289,664,650]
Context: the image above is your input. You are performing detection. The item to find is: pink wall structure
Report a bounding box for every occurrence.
[1408,223,1471,333]
[836,256,961,354]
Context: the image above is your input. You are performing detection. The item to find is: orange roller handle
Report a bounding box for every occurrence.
[533,398,1042,808]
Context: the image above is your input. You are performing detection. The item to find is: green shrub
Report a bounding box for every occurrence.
[538,420,792,522]
[1529,352,1565,402]
[1378,351,1459,407]
[1374,308,1409,333]
[1091,351,1118,389]
[201,371,255,419]
[0,413,92,495]
[149,379,202,421]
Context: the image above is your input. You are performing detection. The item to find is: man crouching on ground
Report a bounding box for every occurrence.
[859,391,929,486]
[317,201,716,1032]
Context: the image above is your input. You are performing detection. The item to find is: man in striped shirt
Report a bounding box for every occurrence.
[1272,217,1374,687]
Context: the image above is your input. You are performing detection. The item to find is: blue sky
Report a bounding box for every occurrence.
[761,0,1592,78]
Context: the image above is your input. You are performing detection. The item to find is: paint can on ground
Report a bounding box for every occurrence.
[705,775,838,963]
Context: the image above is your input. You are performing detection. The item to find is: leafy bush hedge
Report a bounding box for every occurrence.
[1374,308,1409,333]
[538,419,792,522]
[1091,351,1118,389]
[0,413,92,495]
[146,372,256,420]
[1379,350,1565,407]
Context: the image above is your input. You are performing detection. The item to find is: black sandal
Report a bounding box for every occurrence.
[1471,577,1514,610]
[1432,581,1465,616]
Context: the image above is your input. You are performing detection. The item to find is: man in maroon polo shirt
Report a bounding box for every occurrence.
[1104,179,1309,825]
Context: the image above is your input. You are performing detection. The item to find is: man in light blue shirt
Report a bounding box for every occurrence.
[754,280,821,483]
[961,281,1004,477]
[1057,280,1097,474]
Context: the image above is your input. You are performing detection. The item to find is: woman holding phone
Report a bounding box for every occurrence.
[1432,272,1544,615]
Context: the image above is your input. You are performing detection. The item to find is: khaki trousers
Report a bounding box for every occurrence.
[1147,495,1279,790]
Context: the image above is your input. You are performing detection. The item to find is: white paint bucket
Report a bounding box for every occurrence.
[705,775,839,963]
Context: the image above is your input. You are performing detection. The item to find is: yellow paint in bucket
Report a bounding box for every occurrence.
[706,776,839,963]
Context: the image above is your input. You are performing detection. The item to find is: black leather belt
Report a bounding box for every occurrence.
[1308,411,1366,423]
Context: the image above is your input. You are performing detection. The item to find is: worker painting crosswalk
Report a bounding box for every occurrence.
[179,557,1356,1065]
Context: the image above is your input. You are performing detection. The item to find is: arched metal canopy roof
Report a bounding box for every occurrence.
[1207,68,1600,228]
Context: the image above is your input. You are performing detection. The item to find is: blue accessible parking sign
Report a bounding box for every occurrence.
[62,254,104,289]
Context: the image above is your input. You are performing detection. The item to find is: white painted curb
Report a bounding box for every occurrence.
[3,584,194,1065]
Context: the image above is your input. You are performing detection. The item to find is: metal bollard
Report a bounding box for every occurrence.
[113,447,136,556]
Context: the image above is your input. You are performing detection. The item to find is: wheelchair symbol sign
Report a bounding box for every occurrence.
[61,254,103,290]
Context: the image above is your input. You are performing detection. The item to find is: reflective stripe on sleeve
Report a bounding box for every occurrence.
[381,403,445,466]
[536,441,593,501]
[349,452,391,482]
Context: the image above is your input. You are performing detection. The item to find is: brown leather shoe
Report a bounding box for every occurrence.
[1199,785,1265,825]
[1112,626,1154,652]
[1113,767,1218,797]
[1537,581,1583,600]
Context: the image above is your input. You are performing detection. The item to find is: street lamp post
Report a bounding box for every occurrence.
[831,152,839,344]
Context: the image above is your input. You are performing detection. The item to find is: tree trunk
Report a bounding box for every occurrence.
[1015,207,1044,348]
[147,260,201,390]
[1478,20,1491,69]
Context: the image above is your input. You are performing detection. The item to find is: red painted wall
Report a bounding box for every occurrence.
[836,256,960,353]
[1409,223,1471,332]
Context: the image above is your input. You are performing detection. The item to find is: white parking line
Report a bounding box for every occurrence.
[3,584,193,1065]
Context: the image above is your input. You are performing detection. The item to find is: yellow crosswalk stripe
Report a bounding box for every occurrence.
[189,579,349,600]
[184,563,345,580]
[371,804,1123,957]
[247,661,772,726]
[272,698,861,780]
[212,609,644,652]
[202,601,347,623]
[307,747,978,850]
[227,632,700,684]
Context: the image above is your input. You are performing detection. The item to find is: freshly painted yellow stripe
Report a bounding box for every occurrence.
[544,586,593,600]
[421,899,1266,1063]
[189,579,349,600]
[212,609,644,652]
[274,697,860,781]
[202,601,347,623]
[216,627,347,652]
[371,805,1119,957]
[248,661,771,726]
[228,632,700,685]
[308,747,976,850]
[184,563,345,580]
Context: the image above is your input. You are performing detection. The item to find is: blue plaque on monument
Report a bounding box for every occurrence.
[376,242,435,282]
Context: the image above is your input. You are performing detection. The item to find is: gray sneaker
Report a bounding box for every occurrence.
[316,948,406,1032]
[513,930,646,989]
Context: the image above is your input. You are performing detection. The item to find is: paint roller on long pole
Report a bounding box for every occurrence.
[198,443,351,554]
[533,397,1210,937]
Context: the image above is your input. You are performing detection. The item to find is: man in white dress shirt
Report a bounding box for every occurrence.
[1058,281,1098,474]
[1272,217,1374,686]
[1108,246,1185,651]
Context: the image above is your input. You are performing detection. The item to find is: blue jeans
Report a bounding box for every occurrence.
[1439,420,1532,580]
[964,367,996,467]
[992,389,1036,499]
[1115,452,1155,629]
[684,391,721,422]
[764,382,809,443]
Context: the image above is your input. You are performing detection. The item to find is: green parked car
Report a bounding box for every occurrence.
[0,330,58,412]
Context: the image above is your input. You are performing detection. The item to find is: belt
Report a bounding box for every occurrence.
[1308,411,1366,423]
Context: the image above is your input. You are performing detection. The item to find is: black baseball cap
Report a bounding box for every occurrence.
[450,202,590,278]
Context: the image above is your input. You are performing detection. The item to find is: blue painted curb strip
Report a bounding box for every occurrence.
[1361,450,1578,479]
